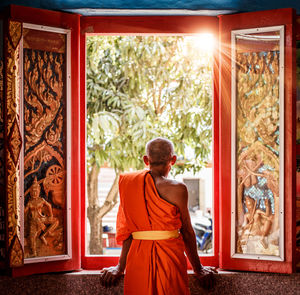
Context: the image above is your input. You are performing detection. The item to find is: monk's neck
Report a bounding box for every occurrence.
[149,166,170,178]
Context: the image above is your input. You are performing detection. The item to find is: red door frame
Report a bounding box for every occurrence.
[6,5,81,276]
[80,16,220,270]
[296,15,300,269]
[219,8,297,273]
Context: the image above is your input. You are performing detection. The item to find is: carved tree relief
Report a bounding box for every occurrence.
[23,28,67,258]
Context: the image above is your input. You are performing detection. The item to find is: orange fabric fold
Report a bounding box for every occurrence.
[116,170,189,295]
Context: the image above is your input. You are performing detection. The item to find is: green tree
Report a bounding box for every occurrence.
[86,36,212,254]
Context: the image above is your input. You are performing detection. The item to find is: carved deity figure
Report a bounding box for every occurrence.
[25,177,58,256]
[240,195,273,250]
[237,156,263,225]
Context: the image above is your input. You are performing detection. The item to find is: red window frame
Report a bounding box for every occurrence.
[80,15,220,270]
[295,15,300,269]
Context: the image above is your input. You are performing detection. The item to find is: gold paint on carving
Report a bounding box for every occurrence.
[23,34,66,258]
[23,50,63,150]
[23,143,66,208]
[7,118,22,166]
[24,178,59,257]
[8,21,22,49]
[235,49,280,256]
[43,165,65,208]
[9,235,24,267]
[5,20,24,267]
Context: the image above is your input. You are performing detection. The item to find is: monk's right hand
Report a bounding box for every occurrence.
[100,265,123,288]
[195,266,217,289]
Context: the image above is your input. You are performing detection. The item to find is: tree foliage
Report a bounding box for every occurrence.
[87,36,212,175]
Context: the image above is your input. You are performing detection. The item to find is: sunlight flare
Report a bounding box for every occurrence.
[191,33,215,53]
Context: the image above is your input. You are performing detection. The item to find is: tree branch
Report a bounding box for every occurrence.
[99,173,120,219]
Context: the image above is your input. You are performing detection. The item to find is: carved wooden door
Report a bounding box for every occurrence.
[219,8,296,273]
[2,5,81,276]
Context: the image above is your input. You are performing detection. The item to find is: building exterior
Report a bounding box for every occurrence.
[0,1,299,279]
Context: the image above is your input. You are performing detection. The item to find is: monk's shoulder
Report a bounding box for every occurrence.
[165,179,186,189]
[160,179,188,198]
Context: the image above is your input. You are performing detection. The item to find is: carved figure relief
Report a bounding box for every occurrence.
[25,177,59,256]
[23,28,66,258]
[235,43,280,256]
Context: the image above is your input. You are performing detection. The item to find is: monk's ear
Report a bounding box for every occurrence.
[143,155,149,166]
[170,155,177,165]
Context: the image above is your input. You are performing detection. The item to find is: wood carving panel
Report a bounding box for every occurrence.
[0,19,5,264]
[234,32,281,256]
[23,28,67,259]
[4,20,24,267]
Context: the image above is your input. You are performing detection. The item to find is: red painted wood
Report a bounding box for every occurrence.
[219,8,296,273]
[211,43,220,268]
[80,24,87,271]
[9,5,76,30]
[295,14,300,269]
[81,16,218,35]
[7,5,81,276]
[80,16,219,270]
[296,16,300,40]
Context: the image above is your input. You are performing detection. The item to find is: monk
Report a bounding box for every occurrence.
[100,138,216,294]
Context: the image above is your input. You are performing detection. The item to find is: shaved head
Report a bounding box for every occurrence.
[145,137,175,166]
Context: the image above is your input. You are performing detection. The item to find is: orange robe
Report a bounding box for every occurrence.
[116,170,190,295]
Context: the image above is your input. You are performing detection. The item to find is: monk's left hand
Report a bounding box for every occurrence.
[195,266,217,289]
[100,265,123,288]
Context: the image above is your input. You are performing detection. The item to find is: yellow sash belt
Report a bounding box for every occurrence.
[132,229,180,240]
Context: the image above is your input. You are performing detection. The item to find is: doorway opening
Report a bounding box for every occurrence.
[85,34,214,256]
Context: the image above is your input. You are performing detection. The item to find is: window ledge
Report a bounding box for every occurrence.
[0,270,299,295]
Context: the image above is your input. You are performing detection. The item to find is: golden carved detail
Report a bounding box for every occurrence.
[0,60,4,186]
[23,36,66,258]
[9,234,24,267]
[23,50,63,150]
[25,178,59,257]
[45,112,63,152]
[7,118,22,166]
[8,21,22,49]
[4,20,24,267]
[43,165,65,208]
[23,143,66,208]
[238,195,274,252]
[235,49,280,256]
